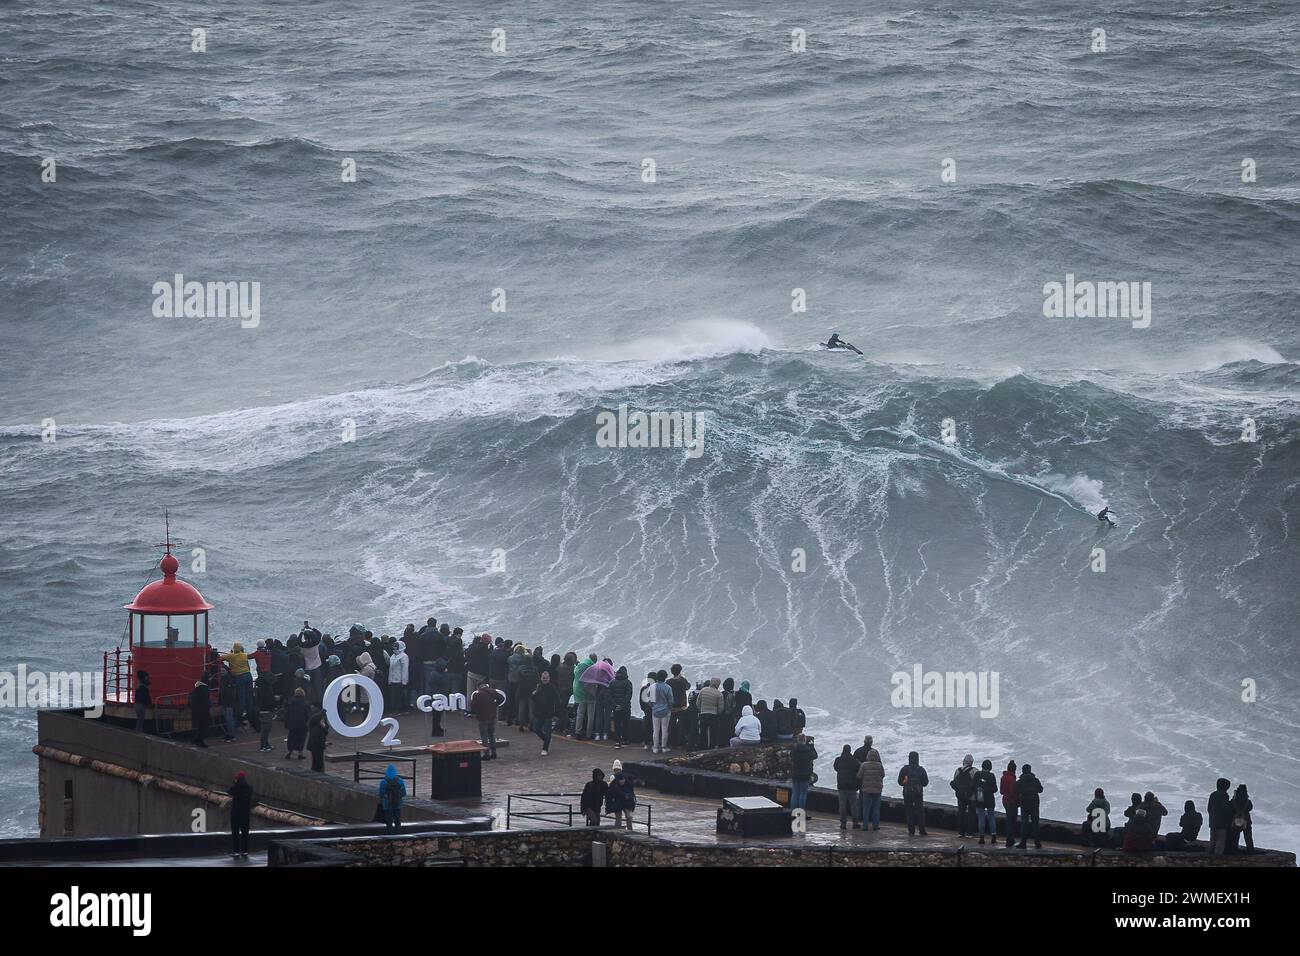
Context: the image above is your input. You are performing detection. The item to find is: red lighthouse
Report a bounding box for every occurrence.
[103,519,215,721]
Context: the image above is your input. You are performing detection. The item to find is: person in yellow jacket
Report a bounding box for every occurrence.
[220,643,254,723]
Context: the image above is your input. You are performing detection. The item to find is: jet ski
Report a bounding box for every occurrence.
[821,332,863,355]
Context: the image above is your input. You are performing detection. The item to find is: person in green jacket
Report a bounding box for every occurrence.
[571,654,596,739]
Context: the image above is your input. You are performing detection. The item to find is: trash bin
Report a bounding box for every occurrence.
[428,741,486,799]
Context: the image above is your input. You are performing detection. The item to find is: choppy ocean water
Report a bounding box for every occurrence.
[1,1,1297,848]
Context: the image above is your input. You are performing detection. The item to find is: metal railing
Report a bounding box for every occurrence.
[353,752,417,795]
[103,648,134,705]
[506,793,653,834]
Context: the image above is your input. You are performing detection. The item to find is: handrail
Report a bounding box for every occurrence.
[353,752,417,794]
[506,792,652,833]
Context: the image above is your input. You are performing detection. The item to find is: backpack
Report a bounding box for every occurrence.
[384,778,403,806]
[951,768,974,798]
[720,689,735,716]
[973,776,987,804]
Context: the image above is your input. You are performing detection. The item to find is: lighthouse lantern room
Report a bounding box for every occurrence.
[103,520,215,717]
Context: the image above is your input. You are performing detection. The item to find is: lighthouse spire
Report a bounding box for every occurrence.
[152,510,183,555]
[151,511,184,579]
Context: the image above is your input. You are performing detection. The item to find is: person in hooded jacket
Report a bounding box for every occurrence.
[580,768,608,826]
[754,700,774,742]
[999,760,1019,848]
[218,666,238,741]
[1142,791,1168,839]
[1084,787,1111,848]
[427,658,450,737]
[572,653,597,739]
[306,707,329,771]
[1207,778,1233,855]
[734,680,753,714]
[772,700,795,741]
[504,643,526,725]
[387,640,410,713]
[283,687,309,759]
[856,747,886,831]
[591,665,613,742]
[134,670,152,733]
[220,642,254,723]
[608,666,634,748]
[651,670,674,753]
[1178,799,1203,844]
[354,651,376,680]
[269,640,289,699]
[788,698,806,736]
[730,704,761,746]
[972,759,999,845]
[1229,784,1254,853]
[443,635,465,696]
[1122,808,1154,851]
[898,751,929,836]
[950,754,977,837]
[417,622,439,697]
[834,744,862,830]
[638,670,656,749]
[556,653,577,735]
[606,762,639,830]
[469,680,501,759]
[254,669,276,752]
[401,624,422,698]
[379,764,406,830]
[531,670,560,754]
[696,678,722,749]
[1121,792,1143,838]
[188,679,211,747]
[1015,763,1044,848]
[790,735,818,814]
[227,771,254,857]
[466,634,491,701]
[515,648,540,730]
[489,640,511,690]
[321,654,344,694]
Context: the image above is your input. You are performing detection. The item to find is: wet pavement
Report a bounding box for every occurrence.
[212,712,1076,852]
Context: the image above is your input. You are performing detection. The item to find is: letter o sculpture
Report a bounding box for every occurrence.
[323,673,385,738]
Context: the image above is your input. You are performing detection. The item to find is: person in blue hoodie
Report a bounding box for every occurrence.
[379,764,406,831]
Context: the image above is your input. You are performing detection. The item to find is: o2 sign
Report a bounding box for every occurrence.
[322,675,506,748]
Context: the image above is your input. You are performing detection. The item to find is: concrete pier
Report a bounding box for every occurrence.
[26,707,1295,867]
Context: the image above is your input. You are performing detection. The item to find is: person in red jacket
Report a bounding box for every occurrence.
[999,759,1019,848]
[469,680,503,760]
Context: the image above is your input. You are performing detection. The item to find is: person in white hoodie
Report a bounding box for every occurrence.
[729,705,761,746]
[386,641,410,713]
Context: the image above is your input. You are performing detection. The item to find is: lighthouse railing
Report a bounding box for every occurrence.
[103,648,134,705]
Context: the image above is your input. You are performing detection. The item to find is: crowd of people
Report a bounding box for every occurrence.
[159,619,806,768]
[147,620,1262,856]
[819,738,1259,855]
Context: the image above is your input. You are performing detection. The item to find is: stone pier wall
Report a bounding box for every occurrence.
[270,826,1295,867]
[35,709,487,838]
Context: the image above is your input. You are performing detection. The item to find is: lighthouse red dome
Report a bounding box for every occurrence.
[124,553,213,613]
